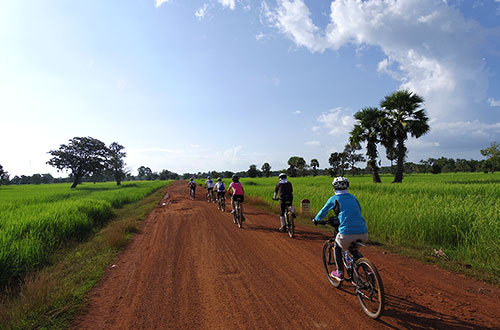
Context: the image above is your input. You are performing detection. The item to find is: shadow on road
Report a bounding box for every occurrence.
[379,293,495,330]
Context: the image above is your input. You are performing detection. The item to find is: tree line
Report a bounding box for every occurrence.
[1,91,498,187]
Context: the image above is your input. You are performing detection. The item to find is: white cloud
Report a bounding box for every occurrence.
[218,0,236,10]
[264,0,490,121]
[155,0,171,8]
[433,120,500,137]
[294,110,301,114]
[312,126,320,132]
[195,4,210,20]
[256,32,266,41]
[317,107,356,136]
[488,97,500,107]
[263,0,326,53]
[305,140,320,147]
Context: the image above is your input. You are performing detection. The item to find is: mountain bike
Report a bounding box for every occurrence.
[273,198,295,238]
[232,197,243,228]
[316,217,385,319]
[206,189,215,203]
[217,192,225,212]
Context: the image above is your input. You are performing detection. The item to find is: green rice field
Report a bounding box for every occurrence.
[238,173,500,277]
[0,181,169,287]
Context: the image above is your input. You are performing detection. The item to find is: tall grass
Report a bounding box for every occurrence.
[239,173,500,274]
[0,181,169,287]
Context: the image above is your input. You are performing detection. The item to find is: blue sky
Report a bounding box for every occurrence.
[1,0,499,177]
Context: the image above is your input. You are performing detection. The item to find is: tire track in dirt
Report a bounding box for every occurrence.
[72,181,500,330]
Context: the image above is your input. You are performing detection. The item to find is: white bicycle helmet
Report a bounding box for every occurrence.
[332,177,349,190]
[278,173,287,179]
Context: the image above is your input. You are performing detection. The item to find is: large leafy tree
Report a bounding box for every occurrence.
[47,137,109,188]
[480,141,500,173]
[310,159,319,176]
[261,162,271,177]
[107,142,127,185]
[380,90,430,183]
[350,107,385,183]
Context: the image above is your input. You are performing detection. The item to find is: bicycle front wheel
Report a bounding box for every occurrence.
[353,258,385,319]
[322,240,342,288]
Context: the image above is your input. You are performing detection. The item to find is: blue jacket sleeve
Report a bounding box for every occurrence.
[315,196,336,221]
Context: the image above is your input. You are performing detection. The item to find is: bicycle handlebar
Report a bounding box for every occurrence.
[313,216,340,227]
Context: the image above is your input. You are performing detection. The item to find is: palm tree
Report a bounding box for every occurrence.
[380,90,430,183]
[350,107,385,183]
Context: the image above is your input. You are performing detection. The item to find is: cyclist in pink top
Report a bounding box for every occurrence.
[227,174,245,222]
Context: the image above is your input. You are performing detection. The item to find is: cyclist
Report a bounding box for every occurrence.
[312,177,368,281]
[272,173,296,232]
[227,174,245,222]
[214,177,226,201]
[188,177,196,199]
[205,176,215,201]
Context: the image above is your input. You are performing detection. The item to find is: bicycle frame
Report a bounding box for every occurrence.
[319,217,384,319]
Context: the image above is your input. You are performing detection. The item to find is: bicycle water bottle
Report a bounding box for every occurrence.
[344,251,352,269]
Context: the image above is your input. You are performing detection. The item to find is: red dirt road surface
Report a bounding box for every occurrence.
[73,181,500,329]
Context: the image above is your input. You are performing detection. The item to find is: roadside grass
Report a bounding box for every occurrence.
[0,181,167,287]
[240,173,500,285]
[0,183,169,330]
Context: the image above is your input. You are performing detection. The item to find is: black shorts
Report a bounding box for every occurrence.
[280,199,293,216]
[207,187,214,193]
[217,191,225,198]
[232,195,244,202]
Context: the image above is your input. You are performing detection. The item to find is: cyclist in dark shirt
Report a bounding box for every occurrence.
[273,173,296,231]
[188,178,196,198]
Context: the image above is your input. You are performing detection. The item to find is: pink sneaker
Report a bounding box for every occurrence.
[330,270,344,280]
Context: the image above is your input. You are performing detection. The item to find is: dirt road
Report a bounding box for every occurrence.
[73,181,500,329]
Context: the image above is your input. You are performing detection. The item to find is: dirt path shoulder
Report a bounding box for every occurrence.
[72,181,500,329]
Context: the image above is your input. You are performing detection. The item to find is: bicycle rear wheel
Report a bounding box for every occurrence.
[219,198,225,212]
[322,240,342,288]
[353,258,385,319]
[235,203,243,228]
[286,210,294,238]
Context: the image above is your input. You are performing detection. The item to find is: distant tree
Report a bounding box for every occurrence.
[287,156,306,177]
[41,173,55,184]
[261,162,271,177]
[328,152,347,176]
[31,173,42,184]
[480,141,500,173]
[159,169,179,180]
[47,136,109,188]
[137,166,153,180]
[343,143,365,176]
[107,142,127,185]
[247,164,258,178]
[380,89,430,183]
[0,164,8,185]
[223,171,234,179]
[431,163,442,174]
[310,159,320,176]
[350,107,385,182]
